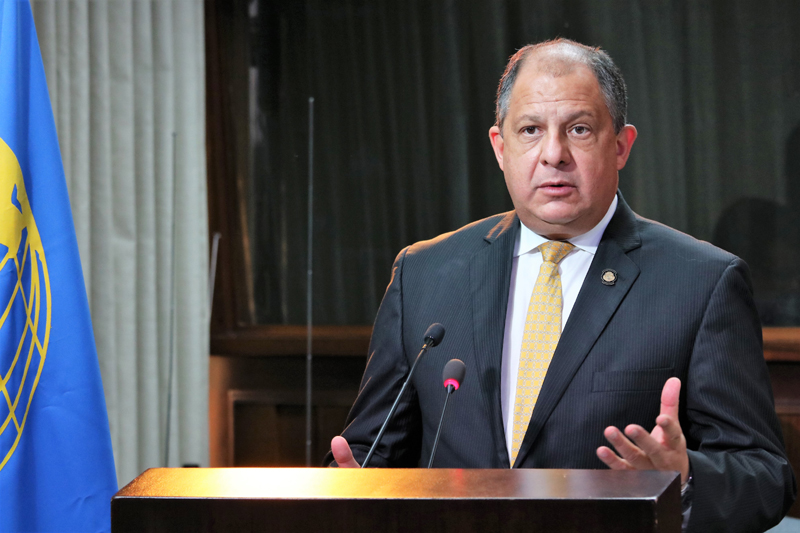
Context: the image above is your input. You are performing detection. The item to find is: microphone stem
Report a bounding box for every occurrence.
[361,341,432,468]
[428,386,454,468]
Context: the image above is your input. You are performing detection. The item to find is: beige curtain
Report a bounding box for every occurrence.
[32,0,209,486]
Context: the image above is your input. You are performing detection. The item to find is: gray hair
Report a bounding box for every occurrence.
[495,39,628,134]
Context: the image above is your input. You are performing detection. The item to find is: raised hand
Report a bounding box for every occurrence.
[596,377,690,484]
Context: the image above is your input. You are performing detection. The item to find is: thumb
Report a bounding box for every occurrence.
[660,377,681,420]
[331,436,360,468]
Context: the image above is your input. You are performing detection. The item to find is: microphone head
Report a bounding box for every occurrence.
[423,323,446,347]
[442,359,466,391]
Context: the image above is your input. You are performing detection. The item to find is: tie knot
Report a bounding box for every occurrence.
[540,241,574,264]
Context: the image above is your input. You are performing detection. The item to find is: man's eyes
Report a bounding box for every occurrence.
[520,125,591,136]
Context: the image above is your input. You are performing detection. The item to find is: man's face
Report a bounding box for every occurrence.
[489,60,637,239]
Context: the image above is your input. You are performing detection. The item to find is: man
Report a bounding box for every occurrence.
[327,39,796,532]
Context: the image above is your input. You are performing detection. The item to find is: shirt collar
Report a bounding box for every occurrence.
[515,194,618,257]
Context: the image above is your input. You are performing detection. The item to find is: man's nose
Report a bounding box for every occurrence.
[540,131,570,167]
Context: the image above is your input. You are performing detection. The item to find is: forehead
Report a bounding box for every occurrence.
[509,57,606,116]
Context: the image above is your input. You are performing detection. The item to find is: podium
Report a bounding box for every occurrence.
[112,468,680,532]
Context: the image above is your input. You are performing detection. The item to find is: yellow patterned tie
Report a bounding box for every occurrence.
[510,240,574,466]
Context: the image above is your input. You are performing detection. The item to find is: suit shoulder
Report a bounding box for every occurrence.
[635,214,738,266]
[403,211,516,259]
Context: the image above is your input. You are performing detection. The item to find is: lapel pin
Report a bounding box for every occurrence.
[601,269,617,286]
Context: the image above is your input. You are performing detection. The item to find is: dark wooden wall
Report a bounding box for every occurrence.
[765,329,800,518]
[209,353,364,468]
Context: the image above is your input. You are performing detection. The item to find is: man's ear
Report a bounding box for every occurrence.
[616,124,637,170]
[489,125,505,171]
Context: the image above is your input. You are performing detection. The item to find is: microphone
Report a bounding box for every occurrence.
[361,323,446,468]
[423,323,445,347]
[442,358,466,392]
[428,359,466,468]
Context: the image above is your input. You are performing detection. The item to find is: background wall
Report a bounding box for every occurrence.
[228,0,800,328]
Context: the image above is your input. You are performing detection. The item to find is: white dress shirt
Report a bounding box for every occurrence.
[500,195,618,458]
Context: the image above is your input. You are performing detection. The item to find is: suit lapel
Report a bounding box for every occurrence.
[471,212,518,468]
[514,194,642,466]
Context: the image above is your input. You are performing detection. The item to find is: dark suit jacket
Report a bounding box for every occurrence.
[332,194,796,532]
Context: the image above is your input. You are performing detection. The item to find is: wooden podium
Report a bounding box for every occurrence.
[112,468,680,532]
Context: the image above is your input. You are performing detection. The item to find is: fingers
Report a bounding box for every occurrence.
[659,377,681,420]
[655,413,685,446]
[624,424,669,462]
[330,436,360,468]
[600,426,654,471]
[596,445,633,470]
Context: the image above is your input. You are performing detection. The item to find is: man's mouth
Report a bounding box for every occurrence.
[537,181,576,195]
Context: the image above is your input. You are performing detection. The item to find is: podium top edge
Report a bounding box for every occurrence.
[114,468,680,502]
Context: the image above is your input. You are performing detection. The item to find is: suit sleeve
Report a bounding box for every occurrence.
[324,248,423,467]
[685,258,797,532]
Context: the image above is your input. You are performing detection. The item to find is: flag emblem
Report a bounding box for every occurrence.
[0,137,51,471]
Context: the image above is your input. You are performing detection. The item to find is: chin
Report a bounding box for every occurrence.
[534,210,579,227]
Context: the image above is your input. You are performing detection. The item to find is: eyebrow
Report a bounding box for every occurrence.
[517,110,596,124]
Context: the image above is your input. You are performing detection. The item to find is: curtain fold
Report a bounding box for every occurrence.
[32,0,209,486]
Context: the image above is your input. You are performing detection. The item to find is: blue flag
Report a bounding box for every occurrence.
[0,1,118,531]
